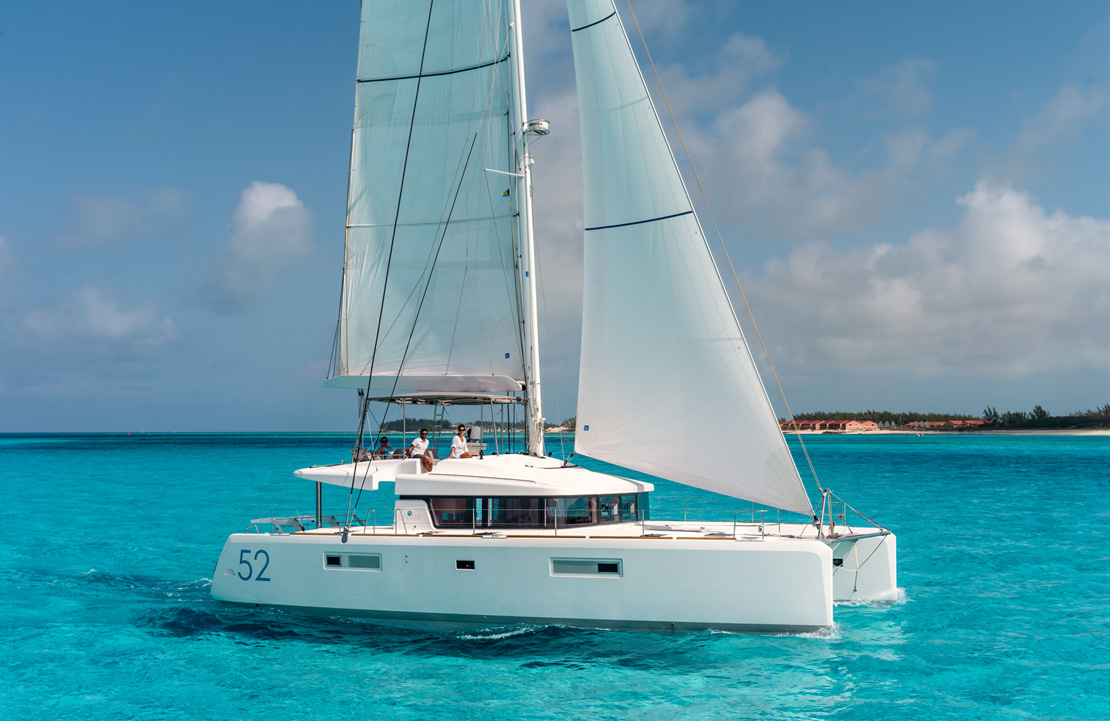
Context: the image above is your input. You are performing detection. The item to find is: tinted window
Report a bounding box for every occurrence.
[429,497,475,527]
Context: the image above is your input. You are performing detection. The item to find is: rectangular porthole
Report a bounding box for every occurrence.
[456,560,475,570]
[323,553,382,571]
[551,558,623,577]
[348,554,381,570]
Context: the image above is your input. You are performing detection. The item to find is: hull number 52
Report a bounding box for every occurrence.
[237,549,271,581]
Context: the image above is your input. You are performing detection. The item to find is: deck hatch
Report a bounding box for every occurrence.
[551,558,623,577]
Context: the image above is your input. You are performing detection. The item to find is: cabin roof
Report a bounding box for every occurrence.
[295,453,653,497]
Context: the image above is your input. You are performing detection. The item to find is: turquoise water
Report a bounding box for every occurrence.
[3,432,1108,720]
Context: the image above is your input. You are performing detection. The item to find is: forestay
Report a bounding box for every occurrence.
[567,0,814,516]
[330,0,526,393]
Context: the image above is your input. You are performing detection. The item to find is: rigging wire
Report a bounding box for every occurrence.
[623,0,824,497]
[345,0,437,531]
[364,14,514,459]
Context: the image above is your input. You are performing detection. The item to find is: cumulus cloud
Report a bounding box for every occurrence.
[989,83,1110,182]
[23,287,177,345]
[744,183,1110,377]
[655,32,782,116]
[56,188,191,248]
[213,181,313,311]
[691,88,973,238]
[860,58,938,117]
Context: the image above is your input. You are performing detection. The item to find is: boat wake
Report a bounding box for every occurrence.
[835,587,907,607]
[456,625,540,641]
[794,623,842,639]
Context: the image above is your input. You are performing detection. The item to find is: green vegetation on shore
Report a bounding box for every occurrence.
[783,404,1109,430]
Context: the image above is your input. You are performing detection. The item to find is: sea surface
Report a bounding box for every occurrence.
[2,432,1108,720]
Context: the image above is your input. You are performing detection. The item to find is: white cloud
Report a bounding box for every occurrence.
[57,188,191,248]
[860,58,938,117]
[993,83,1110,185]
[744,183,1110,377]
[23,287,177,345]
[655,32,782,116]
[691,88,973,238]
[214,181,313,311]
[1016,83,1107,155]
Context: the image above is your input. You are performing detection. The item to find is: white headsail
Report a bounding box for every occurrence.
[567,0,814,516]
[330,0,530,396]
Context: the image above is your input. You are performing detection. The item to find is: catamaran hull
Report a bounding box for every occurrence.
[211,533,835,633]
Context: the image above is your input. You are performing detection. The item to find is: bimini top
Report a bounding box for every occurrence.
[294,454,652,497]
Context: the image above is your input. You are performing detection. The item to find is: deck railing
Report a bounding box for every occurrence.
[245,506,885,540]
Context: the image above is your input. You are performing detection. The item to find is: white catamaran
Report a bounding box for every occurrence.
[212,0,897,633]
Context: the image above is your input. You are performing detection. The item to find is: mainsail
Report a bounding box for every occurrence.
[330,0,529,395]
[567,0,814,516]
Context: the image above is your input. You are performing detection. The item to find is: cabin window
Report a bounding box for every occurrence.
[620,493,649,522]
[413,493,650,530]
[490,497,542,528]
[347,554,381,570]
[456,560,475,570]
[323,553,381,571]
[429,497,475,527]
[598,495,618,523]
[551,558,623,577]
[556,496,595,525]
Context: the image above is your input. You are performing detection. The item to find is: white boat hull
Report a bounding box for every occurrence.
[212,530,837,633]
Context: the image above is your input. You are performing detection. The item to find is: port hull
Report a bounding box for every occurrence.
[212,531,836,633]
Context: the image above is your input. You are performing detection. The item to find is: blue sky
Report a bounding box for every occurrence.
[1,1,1107,432]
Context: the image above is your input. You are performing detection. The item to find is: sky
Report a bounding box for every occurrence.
[1,1,1107,432]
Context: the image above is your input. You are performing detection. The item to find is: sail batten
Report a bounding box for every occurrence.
[568,0,814,516]
[356,53,510,84]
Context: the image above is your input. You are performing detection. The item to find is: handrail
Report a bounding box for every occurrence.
[240,502,883,540]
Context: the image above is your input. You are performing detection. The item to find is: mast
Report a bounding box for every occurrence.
[509,0,545,457]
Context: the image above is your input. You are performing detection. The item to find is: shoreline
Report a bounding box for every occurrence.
[543,428,1110,436]
[779,428,1110,437]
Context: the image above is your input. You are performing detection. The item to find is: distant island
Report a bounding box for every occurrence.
[363,408,1109,436]
[779,405,1109,432]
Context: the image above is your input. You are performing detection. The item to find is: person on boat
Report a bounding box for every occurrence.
[373,436,394,459]
[407,428,434,471]
[450,425,476,459]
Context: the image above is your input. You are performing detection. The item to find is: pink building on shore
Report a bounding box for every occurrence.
[780,419,880,431]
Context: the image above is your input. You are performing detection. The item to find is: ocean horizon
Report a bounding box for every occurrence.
[4,432,1108,720]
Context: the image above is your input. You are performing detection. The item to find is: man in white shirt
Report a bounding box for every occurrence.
[450,425,476,459]
[407,428,433,471]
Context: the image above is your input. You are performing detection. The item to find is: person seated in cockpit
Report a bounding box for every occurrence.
[449,425,476,459]
[373,436,394,459]
[407,428,434,472]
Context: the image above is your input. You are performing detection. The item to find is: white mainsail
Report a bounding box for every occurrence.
[567,0,814,516]
[330,0,530,395]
